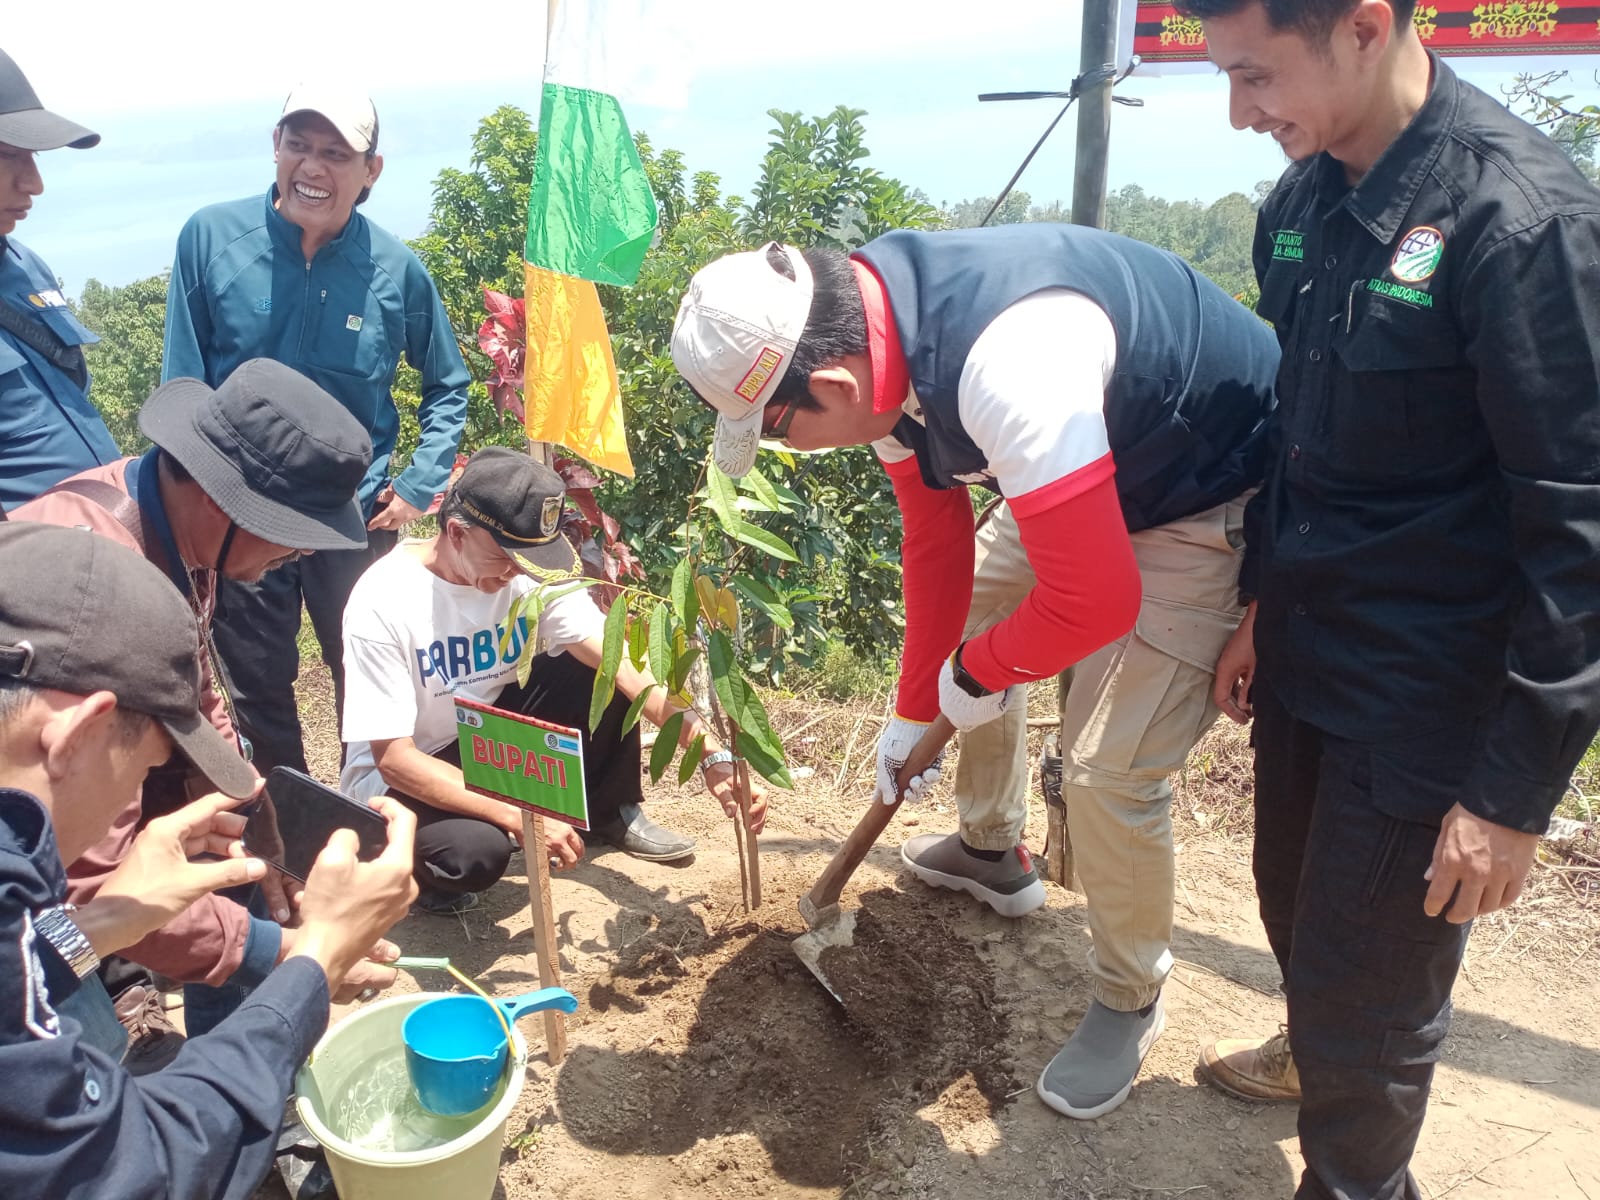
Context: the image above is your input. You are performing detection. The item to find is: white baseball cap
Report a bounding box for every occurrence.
[280,82,378,153]
[670,243,814,477]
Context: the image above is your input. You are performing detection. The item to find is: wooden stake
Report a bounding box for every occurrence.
[520,810,567,1064]
[732,731,761,910]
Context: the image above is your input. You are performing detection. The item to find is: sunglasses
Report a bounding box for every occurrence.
[761,395,800,440]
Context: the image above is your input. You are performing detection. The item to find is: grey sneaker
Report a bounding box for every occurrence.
[1036,995,1167,1119]
[900,832,1046,918]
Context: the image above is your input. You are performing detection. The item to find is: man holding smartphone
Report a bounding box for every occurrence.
[163,82,470,786]
[0,522,418,1200]
[15,358,377,1048]
[341,448,767,912]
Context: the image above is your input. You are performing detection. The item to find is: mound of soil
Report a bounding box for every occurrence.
[552,863,1015,1190]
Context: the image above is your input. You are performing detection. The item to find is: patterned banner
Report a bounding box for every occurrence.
[1134,0,1600,63]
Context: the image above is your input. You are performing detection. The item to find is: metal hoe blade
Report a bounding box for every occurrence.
[792,907,856,1005]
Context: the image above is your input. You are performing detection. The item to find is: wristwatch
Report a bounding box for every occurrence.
[34,903,99,979]
[701,749,736,773]
[949,646,996,698]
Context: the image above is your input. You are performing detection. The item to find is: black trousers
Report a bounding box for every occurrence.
[1252,678,1472,1200]
[388,649,645,897]
[210,533,397,777]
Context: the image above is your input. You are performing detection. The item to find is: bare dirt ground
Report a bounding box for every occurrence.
[290,665,1600,1200]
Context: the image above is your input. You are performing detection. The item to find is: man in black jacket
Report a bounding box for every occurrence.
[0,523,417,1199]
[1174,0,1600,1194]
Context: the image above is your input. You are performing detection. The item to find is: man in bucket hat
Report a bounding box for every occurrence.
[15,357,387,1057]
[0,523,417,1200]
[0,47,120,510]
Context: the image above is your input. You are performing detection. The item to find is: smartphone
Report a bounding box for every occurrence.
[243,767,389,883]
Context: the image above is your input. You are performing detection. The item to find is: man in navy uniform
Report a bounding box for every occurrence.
[0,522,418,1199]
[0,48,118,510]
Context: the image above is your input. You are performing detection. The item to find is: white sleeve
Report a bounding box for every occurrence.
[872,429,915,466]
[340,632,422,744]
[956,288,1117,508]
[538,586,607,655]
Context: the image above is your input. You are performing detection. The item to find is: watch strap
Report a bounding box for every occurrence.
[34,904,99,979]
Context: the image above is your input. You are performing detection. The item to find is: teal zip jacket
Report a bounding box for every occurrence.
[162,188,469,515]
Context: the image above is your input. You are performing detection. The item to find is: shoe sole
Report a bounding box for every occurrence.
[624,845,696,863]
[901,846,1047,918]
[1194,1048,1301,1104]
[1036,1003,1167,1120]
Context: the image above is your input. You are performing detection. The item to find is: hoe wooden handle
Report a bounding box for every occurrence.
[801,714,956,921]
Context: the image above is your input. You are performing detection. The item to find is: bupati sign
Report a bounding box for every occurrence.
[1133,0,1600,64]
[455,698,590,829]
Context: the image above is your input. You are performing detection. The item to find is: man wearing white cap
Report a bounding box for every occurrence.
[162,84,470,786]
[672,226,1278,1119]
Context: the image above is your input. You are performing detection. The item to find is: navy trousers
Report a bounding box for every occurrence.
[1251,678,1472,1200]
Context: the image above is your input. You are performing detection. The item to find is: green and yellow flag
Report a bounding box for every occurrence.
[523,0,660,477]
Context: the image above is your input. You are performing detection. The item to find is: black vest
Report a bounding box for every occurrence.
[856,225,1278,532]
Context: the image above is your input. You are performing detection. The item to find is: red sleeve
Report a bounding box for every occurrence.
[960,472,1142,691]
[884,456,975,722]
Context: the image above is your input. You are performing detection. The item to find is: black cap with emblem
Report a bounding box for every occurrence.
[448,447,579,577]
[0,523,255,798]
[0,49,99,151]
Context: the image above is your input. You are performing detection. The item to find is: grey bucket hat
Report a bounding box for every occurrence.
[138,359,373,552]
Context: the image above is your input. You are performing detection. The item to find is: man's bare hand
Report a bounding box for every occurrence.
[79,791,268,956]
[331,941,401,1003]
[1212,600,1257,725]
[703,760,768,834]
[546,820,584,870]
[1424,803,1539,923]
[367,486,425,532]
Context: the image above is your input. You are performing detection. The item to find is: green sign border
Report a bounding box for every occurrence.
[454,698,589,830]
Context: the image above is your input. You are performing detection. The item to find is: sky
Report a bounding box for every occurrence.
[4,1,1585,296]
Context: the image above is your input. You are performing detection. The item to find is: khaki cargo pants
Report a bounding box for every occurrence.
[951,494,1249,1011]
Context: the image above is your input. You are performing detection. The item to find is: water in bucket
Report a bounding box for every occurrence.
[328,1042,490,1153]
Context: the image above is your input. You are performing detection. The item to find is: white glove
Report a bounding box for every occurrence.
[874,716,945,807]
[938,655,1022,732]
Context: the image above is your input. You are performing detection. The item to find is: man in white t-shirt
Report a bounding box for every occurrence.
[671,228,1276,1119]
[341,448,766,914]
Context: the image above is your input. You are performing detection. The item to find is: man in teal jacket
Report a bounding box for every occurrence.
[162,83,469,787]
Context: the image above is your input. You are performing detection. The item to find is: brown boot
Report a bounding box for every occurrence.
[1198,1026,1300,1102]
[113,984,186,1076]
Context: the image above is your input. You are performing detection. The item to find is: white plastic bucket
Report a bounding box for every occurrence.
[295,992,526,1200]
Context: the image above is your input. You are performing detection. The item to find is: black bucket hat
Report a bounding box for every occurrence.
[0,524,255,798]
[139,359,373,552]
[0,49,99,151]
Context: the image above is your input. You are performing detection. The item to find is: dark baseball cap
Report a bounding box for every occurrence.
[0,49,98,151]
[0,523,255,798]
[449,448,580,578]
[139,359,372,552]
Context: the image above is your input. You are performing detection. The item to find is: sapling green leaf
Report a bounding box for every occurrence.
[590,598,628,733]
[650,711,685,783]
[678,734,707,785]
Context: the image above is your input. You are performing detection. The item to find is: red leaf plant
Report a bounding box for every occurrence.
[477,287,526,421]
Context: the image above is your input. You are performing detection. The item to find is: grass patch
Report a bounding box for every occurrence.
[1556,737,1600,824]
[782,639,894,703]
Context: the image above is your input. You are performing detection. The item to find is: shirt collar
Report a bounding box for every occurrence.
[264,184,359,257]
[850,257,911,415]
[0,236,17,263]
[1336,54,1458,245]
